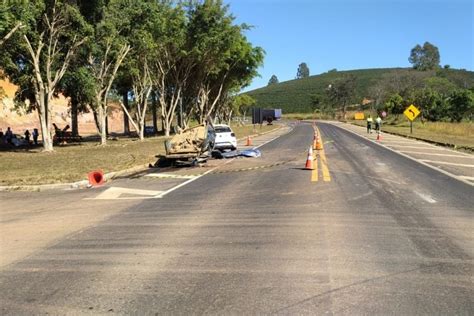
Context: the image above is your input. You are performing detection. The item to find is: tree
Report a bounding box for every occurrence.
[184,0,264,125]
[0,0,90,151]
[296,62,310,78]
[117,0,161,141]
[268,75,279,85]
[233,94,256,120]
[409,42,440,71]
[0,22,23,47]
[447,89,473,122]
[415,89,448,121]
[326,75,356,119]
[59,67,96,137]
[151,3,190,136]
[384,93,404,114]
[87,0,131,145]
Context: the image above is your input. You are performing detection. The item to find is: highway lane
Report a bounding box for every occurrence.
[0,122,472,314]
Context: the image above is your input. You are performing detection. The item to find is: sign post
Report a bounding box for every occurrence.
[403,104,420,134]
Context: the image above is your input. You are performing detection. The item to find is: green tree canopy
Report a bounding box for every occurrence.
[326,74,356,118]
[409,42,440,71]
[0,0,91,150]
[296,62,310,78]
[268,75,279,85]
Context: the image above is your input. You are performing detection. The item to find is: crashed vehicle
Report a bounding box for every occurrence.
[159,123,215,166]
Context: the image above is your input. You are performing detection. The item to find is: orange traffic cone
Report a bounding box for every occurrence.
[315,134,323,150]
[376,132,382,141]
[88,170,105,187]
[305,146,314,170]
[246,135,253,146]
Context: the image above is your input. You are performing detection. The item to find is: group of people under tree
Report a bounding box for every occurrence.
[0,127,39,147]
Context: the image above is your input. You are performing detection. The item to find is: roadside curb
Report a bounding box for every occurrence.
[0,164,149,192]
[344,121,474,153]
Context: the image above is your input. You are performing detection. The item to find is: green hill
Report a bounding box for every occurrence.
[246,68,474,113]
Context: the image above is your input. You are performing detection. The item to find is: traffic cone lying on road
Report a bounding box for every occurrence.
[246,135,253,146]
[88,170,105,187]
[305,146,314,170]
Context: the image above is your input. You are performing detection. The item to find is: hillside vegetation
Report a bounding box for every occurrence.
[246,68,474,113]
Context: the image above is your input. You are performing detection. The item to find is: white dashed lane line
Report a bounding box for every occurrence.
[420,160,474,168]
[145,173,197,179]
[330,122,474,186]
[399,151,474,158]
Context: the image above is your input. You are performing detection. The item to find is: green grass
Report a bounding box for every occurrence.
[349,116,474,149]
[230,123,279,139]
[0,137,167,186]
[0,124,279,186]
[246,68,474,113]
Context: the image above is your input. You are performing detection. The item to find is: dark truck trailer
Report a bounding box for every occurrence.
[252,108,282,124]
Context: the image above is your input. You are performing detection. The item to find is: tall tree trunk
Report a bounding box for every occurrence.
[71,99,79,137]
[37,90,53,151]
[122,92,130,135]
[92,110,100,133]
[152,92,158,135]
[99,105,107,145]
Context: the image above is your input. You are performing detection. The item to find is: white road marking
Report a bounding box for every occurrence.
[415,191,437,203]
[156,168,216,198]
[331,123,474,187]
[378,141,419,145]
[420,160,474,168]
[385,145,438,149]
[88,187,164,200]
[459,176,474,181]
[145,173,197,179]
[399,151,474,158]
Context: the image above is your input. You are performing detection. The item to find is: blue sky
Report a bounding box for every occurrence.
[225,0,473,92]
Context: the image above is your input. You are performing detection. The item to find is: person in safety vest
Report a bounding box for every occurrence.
[375,116,382,132]
[366,115,373,134]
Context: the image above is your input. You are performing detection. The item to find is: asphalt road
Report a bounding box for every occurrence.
[1,122,473,315]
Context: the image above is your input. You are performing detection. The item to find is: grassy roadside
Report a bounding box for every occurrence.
[231,123,278,139]
[347,119,474,149]
[285,111,474,149]
[0,124,279,186]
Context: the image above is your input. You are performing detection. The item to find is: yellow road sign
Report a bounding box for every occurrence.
[354,112,365,120]
[404,104,420,121]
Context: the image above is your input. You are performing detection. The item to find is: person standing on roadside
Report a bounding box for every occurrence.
[366,115,373,134]
[375,115,382,133]
[24,129,31,144]
[5,127,13,144]
[32,128,39,145]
